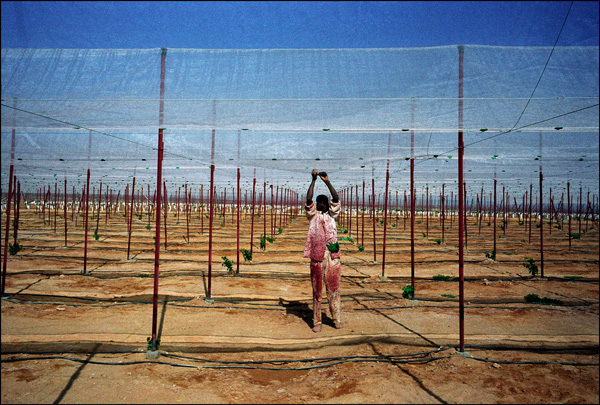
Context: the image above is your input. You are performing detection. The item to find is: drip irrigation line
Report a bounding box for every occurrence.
[161,346,450,364]
[2,296,597,313]
[465,356,598,367]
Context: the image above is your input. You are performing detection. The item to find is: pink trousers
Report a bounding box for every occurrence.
[310,250,341,327]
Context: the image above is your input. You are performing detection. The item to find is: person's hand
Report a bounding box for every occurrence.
[311,169,318,180]
[318,171,329,182]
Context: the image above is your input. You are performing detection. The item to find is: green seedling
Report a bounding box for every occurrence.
[240,248,252,262]
[260,235,266,249]
[8,241,22,255]
[357,245,365,252]
[434,238,442,244]
[93,230,100,241]
[327,242,340,253]
[278,227,283,234]
[570,233,581,239]
[563,275,582,280]
[402,285,415,299]
[147,337,160,350]
[524,293,562,306]
[221,256,234,273]
[441,294,457,298]
[523,256,538,277]
[485,251,496,260]
[340,237,354,243]
[422,232,427,238]
[433,275,451,281]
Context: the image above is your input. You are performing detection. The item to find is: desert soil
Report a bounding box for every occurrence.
[1,204,598,404]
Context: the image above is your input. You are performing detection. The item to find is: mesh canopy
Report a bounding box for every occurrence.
[1,46,598,198]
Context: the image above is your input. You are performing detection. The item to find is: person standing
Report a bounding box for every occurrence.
[303,170,343,332]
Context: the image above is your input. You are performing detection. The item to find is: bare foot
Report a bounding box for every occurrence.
[312,324,322,333]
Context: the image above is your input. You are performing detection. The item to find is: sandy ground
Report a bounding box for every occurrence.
[1,204,599,404]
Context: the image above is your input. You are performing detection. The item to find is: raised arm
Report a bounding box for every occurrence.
[318,172,338,202]
[306,169,318,205]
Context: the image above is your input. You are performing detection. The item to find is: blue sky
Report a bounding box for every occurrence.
[1,1,599,49]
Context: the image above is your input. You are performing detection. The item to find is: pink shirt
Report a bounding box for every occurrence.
[303,200,341,261]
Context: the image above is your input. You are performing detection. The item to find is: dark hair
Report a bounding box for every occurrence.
[316,194,329,210]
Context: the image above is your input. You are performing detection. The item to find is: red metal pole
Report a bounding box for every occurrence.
[185,183,190,243]
[151,127,164,350]
[372,177,377,262]
[163,181,168,250]
[382,156,390,279]
[250,175,256,255]
[362,180,365,247]
[458,44,465,352]
[236,167,241,274]
[540,171,544,277]
[83,168,91,274]
[441,183,446,243]
[529,183,533,244]
[208,165,215,298]
[493,179,497,257]
[263,181,267,248]
[567,182,571,250]
[1,164,14,295]
[64,178,68,247]
[426,184,429,237]
[127,177,135,260]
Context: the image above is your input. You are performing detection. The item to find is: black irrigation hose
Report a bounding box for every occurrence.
[2,296,598,312]
[160,347,451,365]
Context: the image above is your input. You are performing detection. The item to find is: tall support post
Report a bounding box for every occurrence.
[64,178,68,247]
[163,181,168,250]
[263,181,267,248]
[1,165,14,295]
[457,45,465,352]
[151,129,164,350]
[127,177,135,260]
[372,177,377,263]
[381,131,391,279]
[236,167,240,274]
[410,100,416,290]
[493,179,497,258]
[208,164,215,298]
[83,169,91,274]
[441,184,445,243]
[426,184,429,238]
[529,183,533,244]
[361,180,365,248]
[150,47,167,351]
[250,174,256,256]
[567,182,571,251]
[538,132,544,277]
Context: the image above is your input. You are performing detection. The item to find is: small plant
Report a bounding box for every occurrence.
[523,256,538,277]
[402,284,415,299]
[433,274,451,281]
[434,238,442,244]
[8,241,22,255]
[518,221,524,226]
[147,337,160,350]
[221,256,234,273]
[266,235,274,243]
[441,294,456,298]
[357,245,364,252]
[485,251,496,261]
[521,239,526,243]
[487,222,491,227]
[499,224,505,230]
[564,275,582,280]
[422,232,427,238]
[535,223,541,228]
[145,224,150,230]
[570,233,581,240]
[327,242,340,253]
[260,235,266,249]
[524,293,563,306]
[340,237,354,243]
[391,223,396,228]
[240,248,252,262]
[278,227,283,234]
[93,229,100,241]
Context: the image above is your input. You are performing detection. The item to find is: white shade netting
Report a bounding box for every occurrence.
[1,46,598,199]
